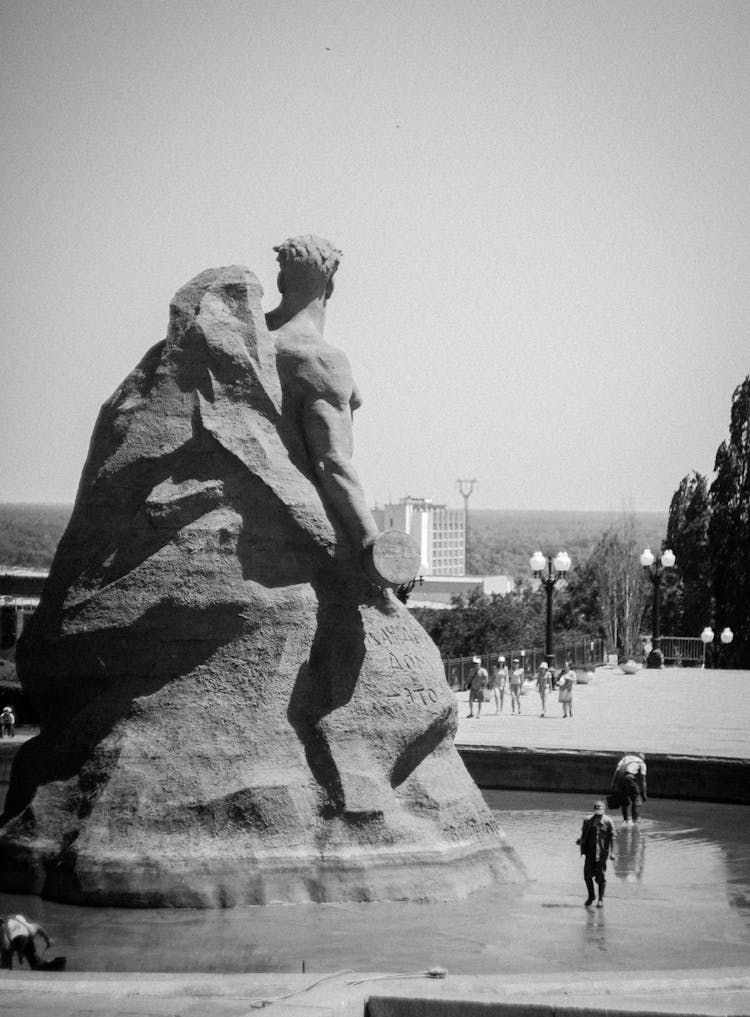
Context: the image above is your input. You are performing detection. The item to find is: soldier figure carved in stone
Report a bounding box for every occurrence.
[267,236,379,554]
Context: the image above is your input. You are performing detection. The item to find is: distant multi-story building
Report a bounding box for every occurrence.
[0,568,47,650]
[372,497,465,576]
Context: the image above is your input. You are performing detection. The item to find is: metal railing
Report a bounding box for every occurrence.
[656,636,705,667]
[443,638,606,690]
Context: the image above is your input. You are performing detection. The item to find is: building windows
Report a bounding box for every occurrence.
[373,498,465,576]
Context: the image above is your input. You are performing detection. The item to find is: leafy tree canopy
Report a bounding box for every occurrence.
[663,375,750,665]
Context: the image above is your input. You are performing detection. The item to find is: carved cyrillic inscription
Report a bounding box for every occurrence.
[381,686,441,706]
[403,685,440,706]
[449,817,499,842]
[366,624,425,648]
[373,648,432,674]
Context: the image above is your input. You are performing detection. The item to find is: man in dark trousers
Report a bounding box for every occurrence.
[466,656,488,718]
[577,800,615,908]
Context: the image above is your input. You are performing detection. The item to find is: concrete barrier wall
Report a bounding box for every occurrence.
[367,998,702,1017]
[458,746,750,805]
[2,741,748,808]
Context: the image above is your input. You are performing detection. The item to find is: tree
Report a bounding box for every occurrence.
[416,514,654,663]
[412,587,542,659]
[661,472,712,637]
[555,554,602,639]
[709,376,750,666]
[588,515,650,660]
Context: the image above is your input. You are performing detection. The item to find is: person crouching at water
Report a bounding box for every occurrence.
[0,914,53,969]
[577,800,615,907]
[611,752,648,824]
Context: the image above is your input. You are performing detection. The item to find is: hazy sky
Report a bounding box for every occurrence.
[2,1,748,512]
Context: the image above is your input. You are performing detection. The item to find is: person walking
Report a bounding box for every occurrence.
[494,656,509,714]
[576,800,615,907]
[466,656,487,718]
[0,914,54,969]
[509,659,524,714]
[486,663,498,710]
[557,661,576,718]
[0,706,14,738]
[536,661,551,717]
[611,753,648,824]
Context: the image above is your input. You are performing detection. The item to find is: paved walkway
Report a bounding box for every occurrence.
[454,665,750,758]
[2,967,750,1016]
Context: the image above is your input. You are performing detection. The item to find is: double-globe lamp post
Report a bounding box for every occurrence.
[530,550,572,666]
[700,625,734,669]
[640,548,676,668]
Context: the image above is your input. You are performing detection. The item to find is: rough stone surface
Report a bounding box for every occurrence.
[0,264,521,906]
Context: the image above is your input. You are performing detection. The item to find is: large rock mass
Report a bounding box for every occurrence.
[0,264,523,906]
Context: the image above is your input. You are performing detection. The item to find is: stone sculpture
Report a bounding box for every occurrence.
[0,236,523,906]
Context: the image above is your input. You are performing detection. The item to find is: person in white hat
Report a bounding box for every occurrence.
[509,659,524,714]
[536,661,552,717]
[466,656,488,718]
[493,656,509,714]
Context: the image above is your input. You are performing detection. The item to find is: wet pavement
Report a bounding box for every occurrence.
[0,791,748,976]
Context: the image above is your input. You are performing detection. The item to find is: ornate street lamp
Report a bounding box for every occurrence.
[530,550,571,666]
[700,626,714,670]
[703,625,734,669]
[640,548,675,668]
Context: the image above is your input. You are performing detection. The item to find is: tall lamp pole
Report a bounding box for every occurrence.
[719,626,734,668]
[640,548,676,668]
[530,550,572,666]
[457,478,477,575]
[700,626,714,670]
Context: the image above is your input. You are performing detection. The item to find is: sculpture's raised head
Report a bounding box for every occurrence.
[273,234,342,300]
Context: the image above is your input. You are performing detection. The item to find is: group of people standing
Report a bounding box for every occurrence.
[465,655,524,718]
[464,657,577,719]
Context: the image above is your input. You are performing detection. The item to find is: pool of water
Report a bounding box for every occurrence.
[1,790,748,973]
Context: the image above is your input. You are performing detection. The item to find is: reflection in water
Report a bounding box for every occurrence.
[582,905,608,954]
[614,824,645,882]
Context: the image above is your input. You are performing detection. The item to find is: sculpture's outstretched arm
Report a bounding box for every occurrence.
[303,394,380,551]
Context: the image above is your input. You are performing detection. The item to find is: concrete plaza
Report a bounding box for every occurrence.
[454,664,750,759]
